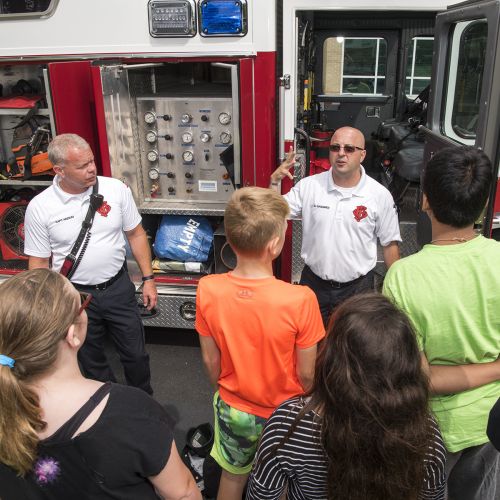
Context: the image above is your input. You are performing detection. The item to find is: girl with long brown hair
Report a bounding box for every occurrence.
[0,269,200,500]
[247,293,446,500]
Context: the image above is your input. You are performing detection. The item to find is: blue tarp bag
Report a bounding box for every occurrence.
[154,215,213,262]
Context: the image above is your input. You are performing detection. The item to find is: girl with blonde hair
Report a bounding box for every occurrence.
[0,269,200,500]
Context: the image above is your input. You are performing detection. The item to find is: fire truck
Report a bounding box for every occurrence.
[0,0,498,329]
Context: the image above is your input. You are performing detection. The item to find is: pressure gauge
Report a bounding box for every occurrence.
[144,111,156,124]
[147,150,159,162]
[148,168,160,180]
[181,113,192,124]
[182,132,193,144]
[182,150,194,162]
[200,132,211,143]
[145,130,157,143]
[218,112,231,125]
[219,131,232,145]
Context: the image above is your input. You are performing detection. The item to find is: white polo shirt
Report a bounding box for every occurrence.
[24,175,141,285]
[284,166,401,282]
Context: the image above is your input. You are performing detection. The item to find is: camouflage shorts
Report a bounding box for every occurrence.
[210,392,267,474]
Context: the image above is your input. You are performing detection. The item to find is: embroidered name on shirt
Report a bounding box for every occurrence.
[54,215,75,224]
[353,205,368,222]
[313,204,330,209]
[97,201,111,217]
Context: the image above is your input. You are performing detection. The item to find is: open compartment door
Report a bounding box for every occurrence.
[419,0,500,240]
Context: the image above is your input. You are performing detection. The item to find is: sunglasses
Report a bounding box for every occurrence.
[78,291,92,315]
[329,143,364,154]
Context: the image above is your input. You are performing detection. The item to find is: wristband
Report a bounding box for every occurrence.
[141,275,155,282]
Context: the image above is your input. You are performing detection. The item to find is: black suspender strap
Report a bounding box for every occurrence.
[60,179,104,279]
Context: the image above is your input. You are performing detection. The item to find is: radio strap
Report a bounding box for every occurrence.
[60,179,104,279]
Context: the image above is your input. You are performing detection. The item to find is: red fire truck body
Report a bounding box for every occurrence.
[0,0,497,328]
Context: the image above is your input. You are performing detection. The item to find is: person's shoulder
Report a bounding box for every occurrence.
[198,273,229,288]
[478,235,500,252]
[275,395,306,413]
[108,384,166,418]
[29,184,56,205]
[384,252,427,290]
[98,176,129,191]
[271,278,314,296]
[26,185,57,216]
[363,173,393,198]
[294,169,330,190]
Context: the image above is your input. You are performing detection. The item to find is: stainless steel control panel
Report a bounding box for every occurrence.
[136,96,236,206]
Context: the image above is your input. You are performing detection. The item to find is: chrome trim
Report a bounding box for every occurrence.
[0,0,59,20]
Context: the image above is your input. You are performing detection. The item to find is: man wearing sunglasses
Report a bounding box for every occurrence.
[24,133,155,395]
[270,126,401,325]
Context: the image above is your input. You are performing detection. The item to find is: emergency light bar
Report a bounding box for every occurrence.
[199,0,247,37]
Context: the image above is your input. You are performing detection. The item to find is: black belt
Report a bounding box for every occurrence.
[306,265,373,289]
[325,273,369,289]
[73,265,126,291]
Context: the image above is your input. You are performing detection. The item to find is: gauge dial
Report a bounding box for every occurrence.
[145,131,157,143]
[144,111,156,124]
[200,132,211,143]
[148,168,159,180]
[147,150,159,162]
[182,132,193,144]
[219,131,232,145]
[182,150,194,162]
[218,112,231,125]
[181,113,192,124]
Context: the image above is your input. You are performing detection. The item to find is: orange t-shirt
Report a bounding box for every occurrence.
[195,273,325,418]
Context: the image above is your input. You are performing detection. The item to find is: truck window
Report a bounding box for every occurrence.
[405,37,433,98]
[323,37,387,95]
[0,0,57,18]
[444,19,487,144]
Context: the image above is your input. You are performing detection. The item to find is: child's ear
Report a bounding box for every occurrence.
[422,193,430,212]
[268,235,281,258]
[65,325,81,349]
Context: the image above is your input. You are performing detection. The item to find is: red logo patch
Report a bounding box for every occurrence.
[97,201,111,217]
[353,205,368,222]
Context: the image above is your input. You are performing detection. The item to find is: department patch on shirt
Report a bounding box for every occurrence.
[97,201,111,217]
[353,205,368,222]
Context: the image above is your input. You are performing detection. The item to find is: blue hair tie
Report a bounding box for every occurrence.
[0,354,15,369]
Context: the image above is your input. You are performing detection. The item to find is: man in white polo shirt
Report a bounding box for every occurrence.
[270,126,401,325]
[24,133,157,394]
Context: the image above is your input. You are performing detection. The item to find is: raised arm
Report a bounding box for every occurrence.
[421,353,500,395]
[270,148,295,192]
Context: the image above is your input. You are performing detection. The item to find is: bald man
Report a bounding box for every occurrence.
[271,127,401,325]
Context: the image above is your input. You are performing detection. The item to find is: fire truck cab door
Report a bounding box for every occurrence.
[419,0,500,241]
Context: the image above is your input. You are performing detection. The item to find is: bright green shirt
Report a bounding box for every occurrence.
[383,235,500,452]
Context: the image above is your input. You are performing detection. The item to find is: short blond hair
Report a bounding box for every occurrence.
[224,187,290,255]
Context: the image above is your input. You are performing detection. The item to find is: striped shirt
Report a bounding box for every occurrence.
[246,396,446,500]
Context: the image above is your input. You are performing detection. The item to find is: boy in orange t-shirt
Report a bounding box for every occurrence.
[195,187,325,500]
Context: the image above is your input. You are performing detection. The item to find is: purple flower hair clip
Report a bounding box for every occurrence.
[33,456,60,485]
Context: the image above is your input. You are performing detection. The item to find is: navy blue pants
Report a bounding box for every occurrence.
[299,265,375,327]
[74,271,153,395]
